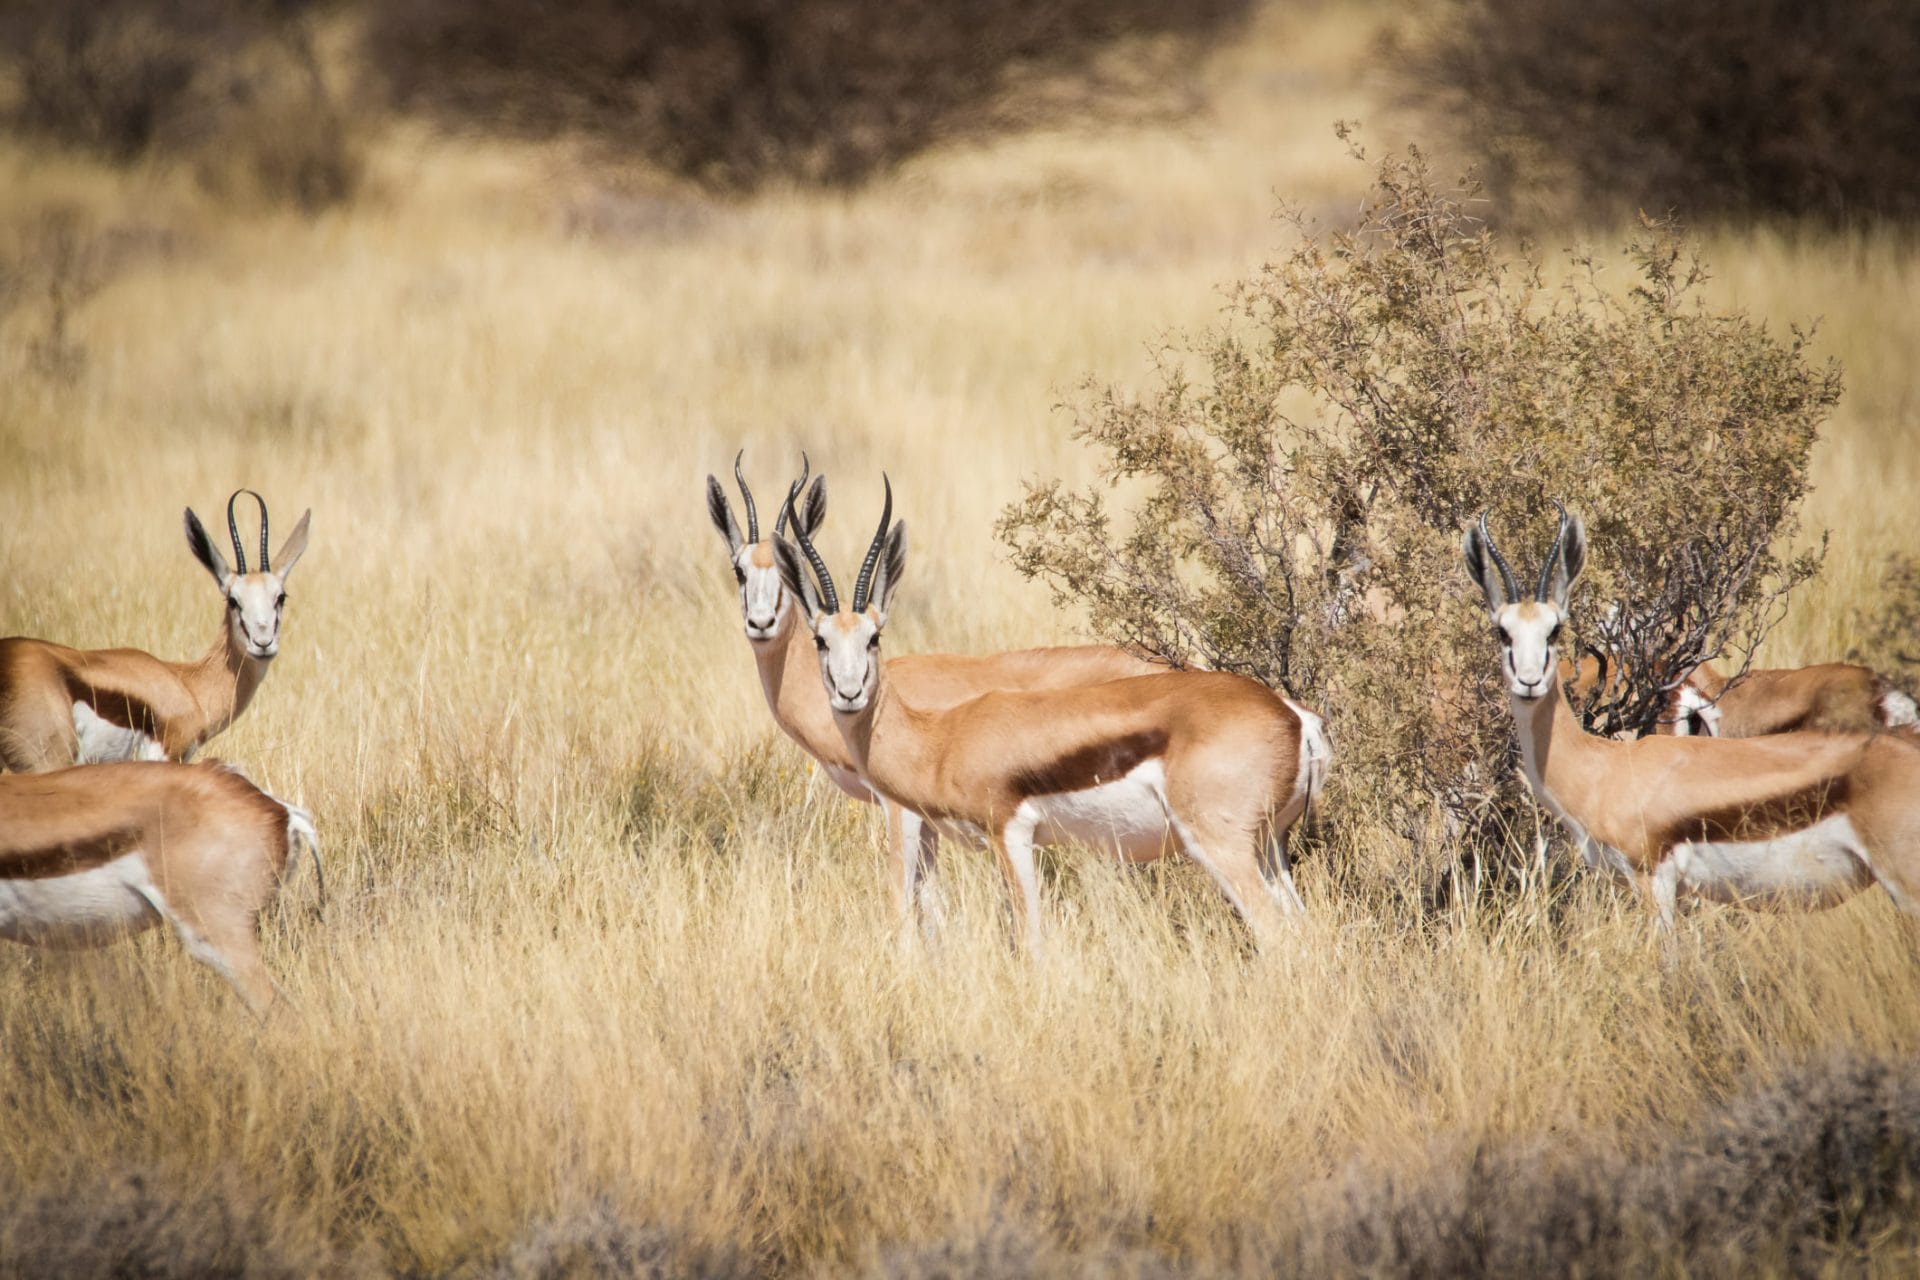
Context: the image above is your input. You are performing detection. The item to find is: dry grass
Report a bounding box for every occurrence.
[3,4,1920,1274]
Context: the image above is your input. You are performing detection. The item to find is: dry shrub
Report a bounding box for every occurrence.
[998,140,1838,875]
[0,1166,347,1279]
[1299,1053,1920,1276]
[362,0,1250,192]
[861,1212,1182,1280]
[1396,0,1920,226]
[1850,553,1920,687]
[0,0,363,212]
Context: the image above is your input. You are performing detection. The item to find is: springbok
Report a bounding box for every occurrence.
[776,477,1330,952]
[1465,505,1920,928]
[707,454,1160,934]
[0,490,311,771]
[0,760,320,1014]
[1666,660,1918,738]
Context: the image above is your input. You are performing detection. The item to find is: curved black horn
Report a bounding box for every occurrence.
[1477,511,1519,603]
[786,489,839,614]
[774,452,810,537]
[851,474,893,613]
[733,450,759,544]
[226,489,253,575]
[1536,500,1571,602]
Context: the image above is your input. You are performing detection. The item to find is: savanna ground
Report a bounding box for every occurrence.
[4,4,1920,1276]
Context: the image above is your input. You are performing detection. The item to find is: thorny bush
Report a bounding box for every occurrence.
[999,141,1840,883]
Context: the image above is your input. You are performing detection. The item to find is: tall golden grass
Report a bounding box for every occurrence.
[3,5,1919,1274]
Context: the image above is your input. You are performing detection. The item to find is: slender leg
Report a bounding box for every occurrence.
[136,883,277,1017]
[992,811,1044,956]
[1171,813,1293,950]
[890,806,945,948]
[1649,855,1681,934]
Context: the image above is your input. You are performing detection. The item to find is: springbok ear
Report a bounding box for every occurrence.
[184,508,233,588]
[706,476,744,553]
[773,538,823,622]
[1544,511,1587,610]
[1462,524,1507,615]
[798,474,829,539]
[871,520,908,621]
[273,509,311,579]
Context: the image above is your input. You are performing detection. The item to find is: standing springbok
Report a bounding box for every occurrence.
[1466,505,1920,928]
[706,454,1160,934]
[777,477,1330,952]
[0,490,311,771]
[0,760,320,1014]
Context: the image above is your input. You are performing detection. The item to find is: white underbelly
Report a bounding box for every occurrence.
[1670,814,1871,910]
[1024,760,1176,862]
[72,701,166,764]
[0,853,163,947]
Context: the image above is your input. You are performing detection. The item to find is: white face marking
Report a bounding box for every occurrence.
[226,570,291,660]
[813,611,883,713]
[1019,758,1178,862]
[71,702,166,763]
[733,543,788,642]
[1491,601,1565,700]
[0,853,164,947]
[1661,814,1871,914]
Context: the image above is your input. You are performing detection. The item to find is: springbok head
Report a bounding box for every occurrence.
[775,475,907,714]
[1463,502,1587,701]
[706,452,827,643]
[183,489,312,661]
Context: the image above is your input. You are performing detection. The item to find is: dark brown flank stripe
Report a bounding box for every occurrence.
[1010,729,1169,801]
[1,825,142,880]
[1657,774,1852,851]
[62,673,161,738]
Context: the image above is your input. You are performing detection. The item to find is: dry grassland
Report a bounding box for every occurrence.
[2,5,1919,1275]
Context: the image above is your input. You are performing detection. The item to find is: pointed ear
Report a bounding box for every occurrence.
[773,538,823,622]
[273,509,311,579]
[799,474,828,539]
[872,520,908,621]
[184,508,233,588]
[1462,524,1507,615]
[1544,513,1587,610]
[706,476,743,553]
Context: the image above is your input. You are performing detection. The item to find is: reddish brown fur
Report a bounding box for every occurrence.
[0,762,300,1012]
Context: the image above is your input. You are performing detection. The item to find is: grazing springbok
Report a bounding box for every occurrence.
[1665,660,1918,738]
[1466,505,1920,929]
[776,477,1330,952]
[0,761,320,1014]
[706,454,1160,934]
[0,490,311,771]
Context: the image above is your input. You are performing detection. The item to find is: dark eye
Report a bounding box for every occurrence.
[733,566,746,585]
[1492,623,1508,646]
[813,636,827,652]
[275,594,288,609]
[1548,623,1563,644]
[868,634,880,650]
[228,597,241,611]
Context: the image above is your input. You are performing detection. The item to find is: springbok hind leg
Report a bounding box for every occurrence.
[1172,813,1294,951]
[990,813,1045,957]
[135,884,277,1017]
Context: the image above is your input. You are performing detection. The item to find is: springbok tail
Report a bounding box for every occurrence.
[283,803,326,917]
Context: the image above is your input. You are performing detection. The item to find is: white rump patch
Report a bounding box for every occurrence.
[1882,689,1918,728]
[0,853,164,947]
[1283,698,1332,808]
[71,701,165,764]
[1665,813,1872,912]
[1671,684,1722,737]
[1022,757,1177,862]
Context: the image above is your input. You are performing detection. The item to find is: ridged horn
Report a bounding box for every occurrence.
[1477,511,1519,604]
[225,489,269,574]
[1536,500,1571,602]
[733,450,759,544]
[774,452,810,537]
[786,488,839,614]
[851,474,893,613]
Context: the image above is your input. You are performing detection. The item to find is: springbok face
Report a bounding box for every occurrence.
[706,452,826,643]
[1463,503,1586,702]
[775,475,907,716]
[184,490,311,662]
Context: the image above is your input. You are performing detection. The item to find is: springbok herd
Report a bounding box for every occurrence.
[2,465,1918,1014]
